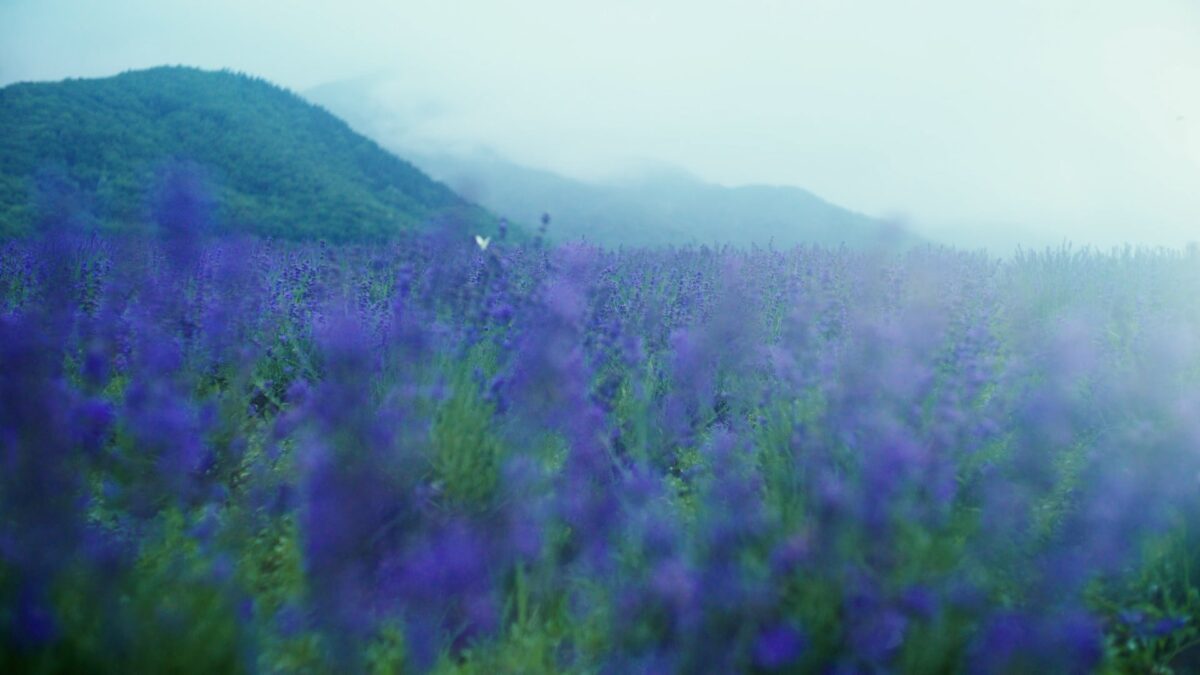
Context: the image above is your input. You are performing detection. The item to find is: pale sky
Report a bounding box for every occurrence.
[2,0,1199,248]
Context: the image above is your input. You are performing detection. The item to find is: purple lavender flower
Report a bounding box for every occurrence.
[753,623,808,669]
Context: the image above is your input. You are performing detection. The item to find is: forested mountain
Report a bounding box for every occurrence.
[0,67,500,240]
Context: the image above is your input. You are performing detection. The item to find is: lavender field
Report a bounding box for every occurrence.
[3,214,1200,673]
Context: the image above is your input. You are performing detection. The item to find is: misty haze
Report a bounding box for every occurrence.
[2,2,1199,673]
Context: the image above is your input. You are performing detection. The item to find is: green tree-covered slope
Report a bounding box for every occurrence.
[0,66,500,240]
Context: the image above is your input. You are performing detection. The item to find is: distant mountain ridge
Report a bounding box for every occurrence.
[412,149,914,248]
[305,78,914,249]
[0,66,500,240]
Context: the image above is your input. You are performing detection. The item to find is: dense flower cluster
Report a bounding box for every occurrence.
[2,216,1200,672]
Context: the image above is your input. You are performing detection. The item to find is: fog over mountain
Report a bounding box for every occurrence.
[3,0,1198,249]
[306,79,911,249]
